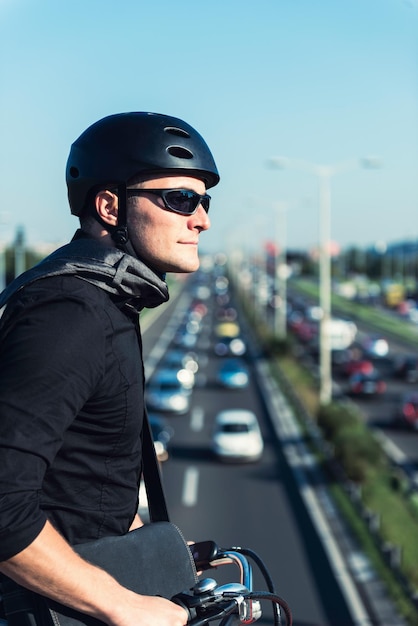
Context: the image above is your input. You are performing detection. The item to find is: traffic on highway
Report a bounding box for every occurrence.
[140,260,410,626]
[286,289,418,491]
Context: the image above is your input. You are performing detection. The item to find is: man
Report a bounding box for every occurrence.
[0,112,220,626]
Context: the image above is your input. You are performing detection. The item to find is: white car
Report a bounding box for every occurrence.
[212,409,264,462]
[145,369,193,415]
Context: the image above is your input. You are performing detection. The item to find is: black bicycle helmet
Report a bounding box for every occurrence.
[66,112,220,216]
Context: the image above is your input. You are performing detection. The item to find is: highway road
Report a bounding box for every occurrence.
[286,285,418,489]
[141,271,358,626]
[336,360,418,487]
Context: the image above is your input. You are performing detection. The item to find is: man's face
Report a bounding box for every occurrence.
[125,175,211,274]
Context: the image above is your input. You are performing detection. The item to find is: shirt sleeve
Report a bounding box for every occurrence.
[0,285,106,560]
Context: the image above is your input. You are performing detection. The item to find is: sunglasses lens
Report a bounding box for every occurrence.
[201,195,210,212]
[164,190,200,214]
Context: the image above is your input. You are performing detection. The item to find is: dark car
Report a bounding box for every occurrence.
[341,358,374,378]
[392,355,418,383]
[161,349,199,374]
[214,336,246,357]
[347,370,386,397]
[149,414,174,462]
[394,392,418,430]
[360,334,389,358]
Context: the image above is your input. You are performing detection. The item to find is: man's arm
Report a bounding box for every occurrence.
[128,513,144,531]
[0,521,188,626]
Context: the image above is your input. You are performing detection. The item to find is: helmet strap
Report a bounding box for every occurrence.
[111,183,129,248]
[112,225,129,246]
[93,184,145,261]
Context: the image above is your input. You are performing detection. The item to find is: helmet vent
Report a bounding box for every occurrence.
[69,166,80,179]
[167,146,194,160]
[164,126,190,138]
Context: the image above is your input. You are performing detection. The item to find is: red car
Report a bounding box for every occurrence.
[395,393,418,430]
[342,358,374,378]
[347,371,386,397]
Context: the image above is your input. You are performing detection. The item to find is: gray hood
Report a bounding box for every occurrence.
[0,234,169,314]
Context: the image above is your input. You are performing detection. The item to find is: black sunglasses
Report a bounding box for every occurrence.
[126,188,211,216]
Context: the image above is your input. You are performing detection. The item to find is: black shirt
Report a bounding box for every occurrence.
[0,275,144,560]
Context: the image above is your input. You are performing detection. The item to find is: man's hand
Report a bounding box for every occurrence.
[107,590,188,626]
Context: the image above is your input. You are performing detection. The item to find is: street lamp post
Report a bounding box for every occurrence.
[318,167,332,405]
[0,212,10,291]
[274,202,287,340]
[14,226,26,278]
[268,156,380,405]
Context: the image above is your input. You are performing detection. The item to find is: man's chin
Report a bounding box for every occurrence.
[173,251,201,273]
[166,258,200,274]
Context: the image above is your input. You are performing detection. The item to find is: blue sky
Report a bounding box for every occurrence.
[1,0,417,255]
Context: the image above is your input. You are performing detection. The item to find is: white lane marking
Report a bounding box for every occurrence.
[374,430,407,464]
[190,406,205,432]
[182,467,199,507]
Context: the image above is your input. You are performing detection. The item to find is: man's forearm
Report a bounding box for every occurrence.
[0,520,124,621]
[0,520,188,626]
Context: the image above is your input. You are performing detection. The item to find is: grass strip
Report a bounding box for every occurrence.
[293,278,418,345]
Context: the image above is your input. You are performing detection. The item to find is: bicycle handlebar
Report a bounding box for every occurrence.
[172,579,260,626]
[172,547,293,626]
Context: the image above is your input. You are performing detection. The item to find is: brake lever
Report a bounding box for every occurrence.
[187,599,238,626]
[172,578,240,625]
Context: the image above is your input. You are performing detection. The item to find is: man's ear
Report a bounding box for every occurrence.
[95,190,119,226]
